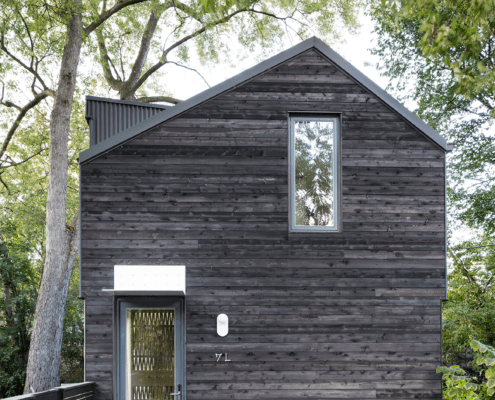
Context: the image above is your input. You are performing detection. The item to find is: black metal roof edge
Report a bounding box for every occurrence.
[79,38,319,164]
[85,95,169,110]
[79,37,448,164]
[311,38,447,151]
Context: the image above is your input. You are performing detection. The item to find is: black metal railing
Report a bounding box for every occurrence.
[4,382,95,400]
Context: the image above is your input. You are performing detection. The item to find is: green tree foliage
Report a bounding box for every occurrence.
[471,340,495,397]
[0,0,365,392]
[443,238,495,368]
[437,365,480,400]
[0,216,84,395]
[0,95,87,394]
[89,0,364,101]
[397,0,495,102]
[60,267,84,383]
[437,340,495,399]
[0,223,35,397]
[370,0,495,234]
[370,6,495,382]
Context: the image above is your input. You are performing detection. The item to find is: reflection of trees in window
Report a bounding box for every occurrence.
[294,120,335,227]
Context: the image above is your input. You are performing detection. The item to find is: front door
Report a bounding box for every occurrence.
[117,298,184,400]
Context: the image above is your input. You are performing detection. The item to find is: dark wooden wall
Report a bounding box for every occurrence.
[80,49,446,400]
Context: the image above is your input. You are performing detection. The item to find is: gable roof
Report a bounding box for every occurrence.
[79,37,450,164]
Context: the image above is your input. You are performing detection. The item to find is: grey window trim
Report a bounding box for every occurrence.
[115,297,185,400]
[289,114,340,232]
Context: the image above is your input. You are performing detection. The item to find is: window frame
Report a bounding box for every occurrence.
[288,114,341,233]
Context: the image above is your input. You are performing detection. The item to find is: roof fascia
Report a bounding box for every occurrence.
[311,38,447,150]
[79,37,447,164]
[86,95,169,109]
[79,38,320,164]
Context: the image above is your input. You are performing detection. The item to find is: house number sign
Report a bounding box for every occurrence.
[215,353,231,362]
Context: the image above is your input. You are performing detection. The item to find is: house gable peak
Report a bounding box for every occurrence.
[79,37,449,164]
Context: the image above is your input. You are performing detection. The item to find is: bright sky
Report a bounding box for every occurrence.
[165,13,389,102]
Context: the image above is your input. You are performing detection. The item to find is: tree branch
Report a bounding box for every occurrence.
[482,275,494,294]
[130,6,251,93]
[474,93,494,111]
[0,33,49,91]
[135,95,181,104]
[118,39,126,81]
[459,244,495,250]
[170,0,204,22]
[0,90,54,162]
[95,29,122,89]
[18,11,35,52]
[424,80,492,117]
[0,84,22,111]
[84,0,151,35]
[0,99,21,111]
[167,61,210,87]
[248,8,306,26]
[0,147,47,170]
[123,6,166,94]
[0,173,10,194]
[448,247,484,307]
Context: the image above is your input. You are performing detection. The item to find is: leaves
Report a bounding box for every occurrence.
[0,56,87,395]
[1,0,366,392]
[437,365,481,400]
[0,222,37,397]
[370,13,495,398]
[441,238,495,374]
[90,0,365,100]
[436,341,495,399]
[370,0,495,236]
[469,340,495,398]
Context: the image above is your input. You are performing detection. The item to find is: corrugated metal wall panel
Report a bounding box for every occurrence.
[85,96,167,147]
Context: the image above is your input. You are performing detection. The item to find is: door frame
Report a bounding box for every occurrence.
[114,297,185,400]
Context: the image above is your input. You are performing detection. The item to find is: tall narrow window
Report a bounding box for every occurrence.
[289,115,339,231]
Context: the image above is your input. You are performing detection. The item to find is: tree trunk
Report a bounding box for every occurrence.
[23,2,83,393]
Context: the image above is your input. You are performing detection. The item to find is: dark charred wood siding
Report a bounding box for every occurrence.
[80,49,445,400]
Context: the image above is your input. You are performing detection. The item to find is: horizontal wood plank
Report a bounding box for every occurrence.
[81,49,445,400]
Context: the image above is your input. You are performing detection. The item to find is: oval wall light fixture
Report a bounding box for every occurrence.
[217,313,228,337]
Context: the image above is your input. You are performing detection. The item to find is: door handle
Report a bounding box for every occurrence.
[171,384,181,400]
